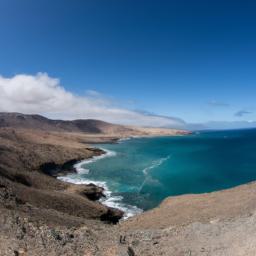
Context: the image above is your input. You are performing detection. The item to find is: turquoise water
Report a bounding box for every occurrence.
[60,129,256,216]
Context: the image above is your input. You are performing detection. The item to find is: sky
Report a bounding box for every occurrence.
[0,0,256,129]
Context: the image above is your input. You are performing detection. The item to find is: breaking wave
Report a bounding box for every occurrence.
[58,148,143,219]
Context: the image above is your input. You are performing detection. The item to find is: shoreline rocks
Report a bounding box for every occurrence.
[0,128,124,228]
[67,183,106,201]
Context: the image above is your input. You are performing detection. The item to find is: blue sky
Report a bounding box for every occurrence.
[0,0,256,128]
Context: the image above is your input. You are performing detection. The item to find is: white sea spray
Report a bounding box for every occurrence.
[58,147,143,219]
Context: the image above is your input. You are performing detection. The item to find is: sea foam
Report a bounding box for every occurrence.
[139,155,171,193]
[58,147,143,219]
[142,155,171,175]
[74,148,116,174]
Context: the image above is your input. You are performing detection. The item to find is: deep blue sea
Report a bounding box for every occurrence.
[59,129,256,218]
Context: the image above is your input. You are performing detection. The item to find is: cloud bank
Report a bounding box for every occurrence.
[0,73,186,128]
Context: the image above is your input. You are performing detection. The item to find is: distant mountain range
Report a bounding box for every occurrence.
[0,112,136,134]
[0,112,188,136]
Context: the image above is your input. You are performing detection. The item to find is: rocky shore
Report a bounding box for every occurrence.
[1,113,256,256]
[0,126,126,256]
[0,113,189,256]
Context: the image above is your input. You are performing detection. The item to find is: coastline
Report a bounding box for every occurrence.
[55,132,196,220]
[0,123,189,231]
[58,146,144,219]
[2,121,256,255]
[0,127,127,224]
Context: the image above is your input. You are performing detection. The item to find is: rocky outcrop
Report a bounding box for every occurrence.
[69,183,106,201]
[100,208,124,224]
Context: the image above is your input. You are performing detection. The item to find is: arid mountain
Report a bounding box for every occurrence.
[0,112,189,136]
[0,112,134,134]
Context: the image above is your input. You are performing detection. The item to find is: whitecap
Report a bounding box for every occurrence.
[142,155,171,175]
[139,155,171,193]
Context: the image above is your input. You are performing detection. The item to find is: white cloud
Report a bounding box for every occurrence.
[0,73,186,128]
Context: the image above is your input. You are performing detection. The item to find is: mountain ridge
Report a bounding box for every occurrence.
[0,112,189,136]
[0,112,134,134]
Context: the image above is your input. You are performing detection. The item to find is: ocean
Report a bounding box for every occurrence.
[59,129,256,218]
